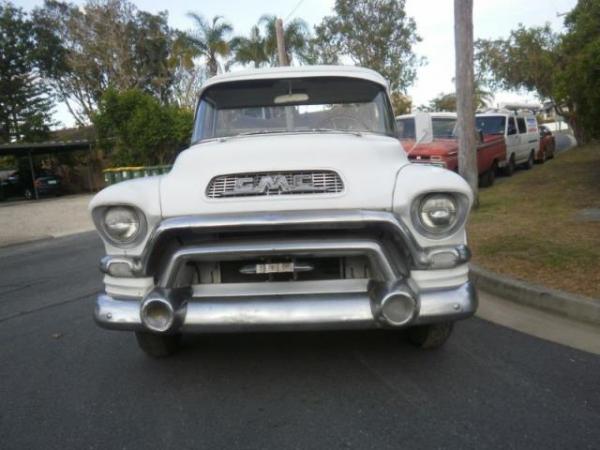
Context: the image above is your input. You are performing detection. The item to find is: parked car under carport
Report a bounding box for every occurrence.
[0,140,94,200]
[0,170,62,201]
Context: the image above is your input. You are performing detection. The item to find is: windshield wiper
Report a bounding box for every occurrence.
[226,129,364,138]
[217,130,289,139]
[308,128,363,137]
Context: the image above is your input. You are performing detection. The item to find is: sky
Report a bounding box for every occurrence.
[16,0,578,127]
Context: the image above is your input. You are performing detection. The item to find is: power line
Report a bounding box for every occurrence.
[285,0,306,21]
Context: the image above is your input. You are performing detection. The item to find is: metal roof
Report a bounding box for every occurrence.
[0,140,91,157]
[396,112,457,119]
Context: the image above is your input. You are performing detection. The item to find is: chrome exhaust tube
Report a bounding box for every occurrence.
[140,288,188,333]
[370,281,419,327]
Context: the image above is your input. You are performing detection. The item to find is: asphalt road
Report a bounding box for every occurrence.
[1,233,599,449]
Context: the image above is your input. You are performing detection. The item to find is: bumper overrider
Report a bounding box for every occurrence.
[94,210,478,333]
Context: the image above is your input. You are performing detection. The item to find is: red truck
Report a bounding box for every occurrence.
[396,112,507,187]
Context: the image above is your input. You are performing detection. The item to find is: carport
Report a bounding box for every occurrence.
[0,140,93,200]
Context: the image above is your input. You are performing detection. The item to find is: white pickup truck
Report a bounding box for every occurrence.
[90,66,477,357]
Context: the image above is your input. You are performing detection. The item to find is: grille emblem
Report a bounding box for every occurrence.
[206,171,344,198]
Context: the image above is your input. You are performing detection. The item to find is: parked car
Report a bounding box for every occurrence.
[475,110,540,175]
[396,112,506,187]
[90,66,477,357]
[537,125,556,162]
[0,170,62,200]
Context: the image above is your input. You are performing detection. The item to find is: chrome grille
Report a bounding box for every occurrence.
[206,170,344,198]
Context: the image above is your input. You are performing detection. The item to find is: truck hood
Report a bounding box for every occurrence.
[400,138,458,156]
[160,133,409,216]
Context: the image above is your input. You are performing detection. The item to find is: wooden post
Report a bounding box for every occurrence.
[27,150,38,200]
[275,18,288,66]
[275,18,294,130]
[454,0,478,207]
[87,143,94,192]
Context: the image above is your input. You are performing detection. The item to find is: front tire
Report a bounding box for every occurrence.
[538,148,547,164]
[135,331,181,358]
[523,151,534,170]
[479,161,497,188]
[407,322,454,349]
[503,154,516,176]
[548,143,555,159]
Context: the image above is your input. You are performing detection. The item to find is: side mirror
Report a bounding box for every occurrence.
[478,130,484,143]
[414,112,433,144]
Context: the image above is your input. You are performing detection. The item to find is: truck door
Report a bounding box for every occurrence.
[506,116,520,162]
[516,117,529,162]
[525,116,541,158]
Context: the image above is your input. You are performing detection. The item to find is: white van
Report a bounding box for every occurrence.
[475,110,540,175]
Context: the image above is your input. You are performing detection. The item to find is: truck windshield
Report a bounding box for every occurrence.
[475,116,506,135]
[396,117,457,139]
[192,77,396,142]
[432,117,456,138]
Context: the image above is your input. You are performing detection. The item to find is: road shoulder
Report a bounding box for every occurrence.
[0,194,94,247]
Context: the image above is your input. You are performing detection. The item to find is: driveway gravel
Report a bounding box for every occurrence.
[0,194,94,247]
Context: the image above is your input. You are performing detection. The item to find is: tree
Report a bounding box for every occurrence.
[555,0,600,142]
[310,0,421,92]
[303,32,340,65]
[169,31,207,109]
[430,93,458,112]
[259,15,310,65]
[184,13,233,77]
[94,88,193,166]
[428,83,493,112]
[475,25,559,99]
[230,25,269,68]
[390,92,412,115]
[0,3,54,143]
[475,0,600,143]
[32,0,174,125]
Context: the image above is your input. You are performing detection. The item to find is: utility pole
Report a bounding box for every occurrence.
[454,0,478,207]
[275,18,288,66]
[276,17,294,131]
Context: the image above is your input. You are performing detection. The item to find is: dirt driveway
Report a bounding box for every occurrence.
[0,194,94,247]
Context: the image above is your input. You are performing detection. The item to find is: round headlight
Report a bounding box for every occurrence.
[417,194,458,235]
[102,206,142,244]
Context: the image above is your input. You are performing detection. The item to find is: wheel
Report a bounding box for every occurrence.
[479,161,497,188]
[407,322,454,349]
[523,151,534,170]
[538,148,546,164]
[503,154,516,176]
[135,331,181,358]
[24,188,33,200]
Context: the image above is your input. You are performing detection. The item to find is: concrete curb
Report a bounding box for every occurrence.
[0,235,55,250]
[0,230,96,251]
[469,264,600,326]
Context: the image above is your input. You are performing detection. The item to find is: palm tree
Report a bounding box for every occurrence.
[259,15,310,65]
[230,26,269,68]
[185,13,233,77]
[474,81,494,110]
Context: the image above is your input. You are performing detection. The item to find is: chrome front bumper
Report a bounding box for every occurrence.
[94,280,477,333]
[96,210,477,333]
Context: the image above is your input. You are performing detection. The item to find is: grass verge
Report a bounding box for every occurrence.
[468,143,600,299]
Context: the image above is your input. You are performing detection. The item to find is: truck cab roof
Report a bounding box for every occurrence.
[200,65,389,94]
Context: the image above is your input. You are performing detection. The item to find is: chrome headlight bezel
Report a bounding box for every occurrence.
[92,205,147,248]
[411,192,469,239]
